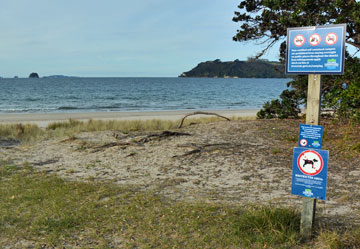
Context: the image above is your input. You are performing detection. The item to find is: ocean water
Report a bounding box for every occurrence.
[0,77,291,113]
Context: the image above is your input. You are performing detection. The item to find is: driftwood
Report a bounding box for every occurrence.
[91,142,140,153]
[136,130,191,143]
[178,111,231,128]
[92,131,191,152]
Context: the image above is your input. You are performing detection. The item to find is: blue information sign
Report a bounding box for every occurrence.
[286,24,346,75]
[298,124,323,149]
[291,147,328,200]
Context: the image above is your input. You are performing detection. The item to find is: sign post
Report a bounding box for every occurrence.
[301,73,322,238]
[286,24,346,239]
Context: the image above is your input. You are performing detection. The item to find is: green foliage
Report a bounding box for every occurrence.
[180,59,286,78]
[322,56,360,122]
[234,0,360,121]
[257,89,301,119]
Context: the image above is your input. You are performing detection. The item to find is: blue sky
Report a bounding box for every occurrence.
[0,1,283,77]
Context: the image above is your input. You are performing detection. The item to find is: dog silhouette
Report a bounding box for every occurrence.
[303,159,318,169]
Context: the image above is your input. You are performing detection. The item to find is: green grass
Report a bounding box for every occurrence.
[1,161,360,248]
[0,162,301,248]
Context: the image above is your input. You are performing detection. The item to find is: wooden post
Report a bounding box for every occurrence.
[301,74,322,239]
[305,74,322,126]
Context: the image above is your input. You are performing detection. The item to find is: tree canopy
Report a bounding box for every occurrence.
[233,0,360,122]
[233,0,360,60]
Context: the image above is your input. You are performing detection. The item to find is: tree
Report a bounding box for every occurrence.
[233,0,360,59]
[233,0,360,121]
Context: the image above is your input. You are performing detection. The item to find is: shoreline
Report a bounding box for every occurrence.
[0,109,259,128]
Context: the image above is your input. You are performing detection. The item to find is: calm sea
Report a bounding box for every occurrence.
[0,77,291,113]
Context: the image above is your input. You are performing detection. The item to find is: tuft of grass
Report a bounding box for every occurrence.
[271,148,282,154]
[284,135,297,142]
[0,123,44,142]
[0,160,21,177]
[314,228,360,249]
[230,205,300,247]
[350,142,360,153]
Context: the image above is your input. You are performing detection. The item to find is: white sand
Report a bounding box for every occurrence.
[0,109,258,128]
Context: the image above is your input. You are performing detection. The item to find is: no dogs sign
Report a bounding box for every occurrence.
[291,147,329,200]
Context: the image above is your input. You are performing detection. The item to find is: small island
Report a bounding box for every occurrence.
[29,72,40,78]
[180,59,286,78]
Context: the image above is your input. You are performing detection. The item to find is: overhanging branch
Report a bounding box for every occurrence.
[346,40,360,50]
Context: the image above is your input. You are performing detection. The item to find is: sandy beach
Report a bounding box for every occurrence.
[0,109,258,127]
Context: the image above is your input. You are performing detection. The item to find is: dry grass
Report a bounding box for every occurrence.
[0,116,254,143]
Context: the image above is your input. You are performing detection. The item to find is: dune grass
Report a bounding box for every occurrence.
[0,116,251,143]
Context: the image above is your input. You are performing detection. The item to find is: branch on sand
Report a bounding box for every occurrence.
[178,112,231,128]
[92,131,191,152]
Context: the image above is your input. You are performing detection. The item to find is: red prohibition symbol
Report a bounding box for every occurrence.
[293,34,305,47]
[297,150,323,176]
[309,34,321,46]
[300,139,308,147]
[325,33,338,45]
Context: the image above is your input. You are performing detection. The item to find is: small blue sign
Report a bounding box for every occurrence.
[298,124,323,149]
[291,147,328,200]
[286,24,346,75]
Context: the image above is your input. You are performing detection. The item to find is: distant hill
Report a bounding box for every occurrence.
[179,59,286,78]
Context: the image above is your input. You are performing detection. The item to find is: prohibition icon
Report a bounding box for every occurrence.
[309,34,321,46]
[325,33,338,45]
[294,34,305,47]
[297,150,323,176]
[300,139,308,147]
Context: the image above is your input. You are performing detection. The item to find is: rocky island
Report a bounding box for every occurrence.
[28,72,40,78]
[180,59,286,78]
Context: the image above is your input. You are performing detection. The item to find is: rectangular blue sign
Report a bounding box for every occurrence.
[291,147,328,200]
[286,24,346,75]
[298,124,323,149]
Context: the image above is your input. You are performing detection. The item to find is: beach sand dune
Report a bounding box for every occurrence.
[1,117,359,225]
